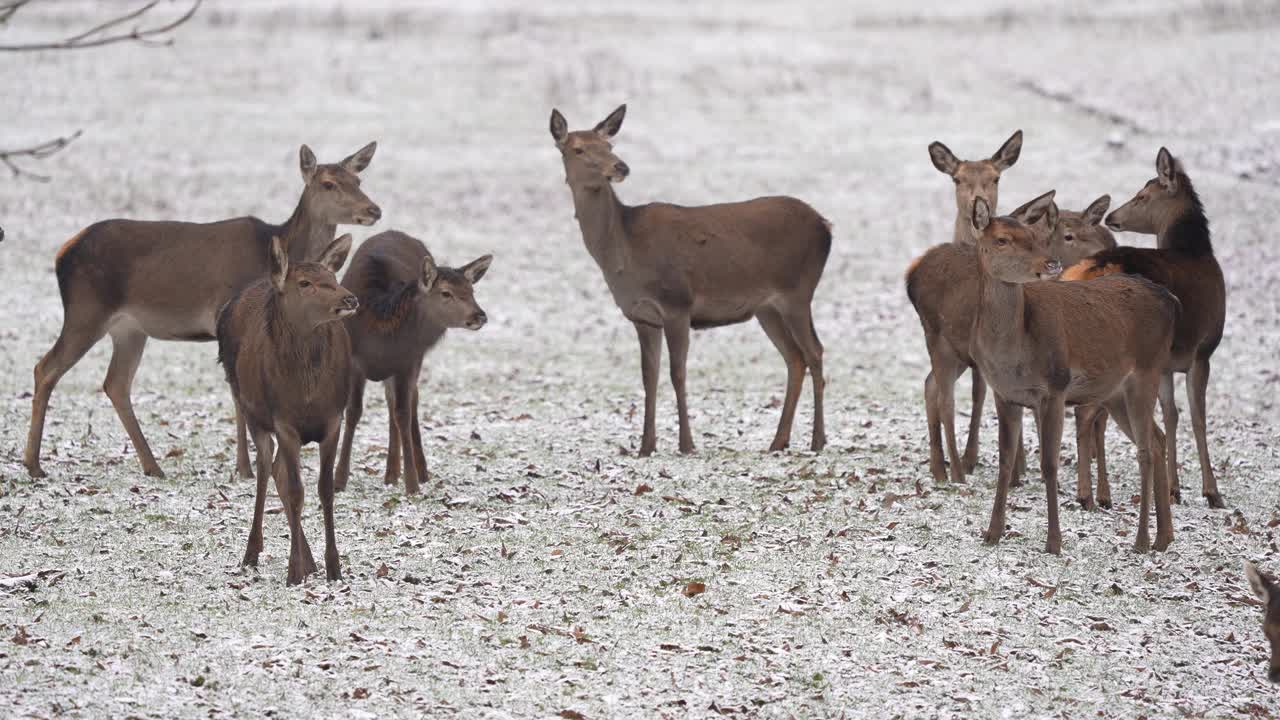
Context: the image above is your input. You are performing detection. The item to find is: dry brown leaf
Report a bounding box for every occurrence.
[683,581,706,598]
[634,483,653,496]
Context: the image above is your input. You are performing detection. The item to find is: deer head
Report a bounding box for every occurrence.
[269,234,358,330]
[298,142,382,227]
[419,253,492,331]
[549,105,631,189]
[1106,147,1191,235]
[972,193,1062,283]
[1245,561,1280,683]
[929,130,1023,241]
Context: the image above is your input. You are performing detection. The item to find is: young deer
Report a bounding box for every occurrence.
[906,191,1109,486]
[1064,147,1227,508]
[1244,561,1280,684]
[25,143,380,479]
[333,230,492,495]
[216,235,357,585]
[922,131,1023,476]
[550,105,831,456]
[969,195,1178,554]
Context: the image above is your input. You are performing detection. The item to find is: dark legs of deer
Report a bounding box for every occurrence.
[984,396,1022,546]
[1092,410,1109,507]
[759,308,805,453]
[273,429,315,585]
[383,381,401,486]
[1187,357,1224,508]
[963,370,985,473]
[1074,405,1109,510]
[234,401,253,479]
[663,316,695,454]
[335,375,365,492]
[635,323,662,457]
[786,307,826,453]
[318,422,342,582]
[242,426,273,568]
[1158,373,1181,504]
[24,316,107,478]
[1036,395,1065,555]
[102,327,164,478]
[409,383,428,483]
[390,376,423,494]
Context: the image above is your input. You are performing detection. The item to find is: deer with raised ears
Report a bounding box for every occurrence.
[333,230,492,496]
[968,195,1179,554]
[549,104,832,456]
[24,142,381,480]
[1244,561,1280,684]
[1064,147,1227,508]
[217,234,357,586]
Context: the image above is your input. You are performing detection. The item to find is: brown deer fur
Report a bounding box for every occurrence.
[1244,561,1280,684]
[1063,147,1227,508]
[24,143,380,479]
[216,235,357,586]
[333,230,492,495]
[550,104,831,455]
[968,196,1178,554]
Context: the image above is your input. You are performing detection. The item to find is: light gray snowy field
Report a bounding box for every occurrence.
[3,1,1280,717]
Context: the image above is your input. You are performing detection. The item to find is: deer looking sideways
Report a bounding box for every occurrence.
[550,104,832,456]
[1244,561,1280,684]
[333,230,493,496]
[968,194,1178,554]
[1063,147,1227,508]
[216,235,357,585]
[906,190,1115,487]
[23,143,381,479]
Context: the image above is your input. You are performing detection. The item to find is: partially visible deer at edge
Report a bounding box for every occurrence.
[217,234,357,586]
[334,230,493,496]
[24,143,381,480]
[1244,561,1280,684]
[550,104,832,456]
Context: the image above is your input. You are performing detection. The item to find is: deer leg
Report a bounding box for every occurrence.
[318,421,342,581]
[1187,356,1224,508]
[1074,405,1098,510]
[103,326,164,478]
[409,381,429,487]
[383,380,401,486]
[783,305,825,452]
[664,314,695,455]
[962,368,985,473]
[924,371,947,484]
[272,428,312,585]
[242,425,273,568]
[1011,422,1028,487]
[25,318,106,478]
[983,395,1022,546]
[1158,373,1181,505]
[1128,374,1171,551]
[935,362,965,485]
[390,375,421,494]
[757,307,804,452]
[335,373,365,493]
[233,400,253,479]
[1092,408,1109,506]
[635,323,663,457]
[1037,394,1066,555]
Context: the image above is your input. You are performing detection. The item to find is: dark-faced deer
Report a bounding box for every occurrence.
[906,191,1107,486]
[1064,147,1227,508]
[217,235,356,585]
[1244,561,1280,684]
[969,195,1178,554]
[921,131,1023,477]
[24,143,380,479]
[549,105,831,456]
[332,230,492,496]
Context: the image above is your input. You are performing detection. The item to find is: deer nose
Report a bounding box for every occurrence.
[1104,210,1122,230]
[467,311,487,329]
[365,205,382,221]
[343,295,359,311]
[614,161,630,178]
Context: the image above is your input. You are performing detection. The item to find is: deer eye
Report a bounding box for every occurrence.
[1064,234,1075,242]
[441,290,454,299]
[322,181,336,190]
[995,236,1009,246]
[299,280,312,288]
[993,178,1000,185]
[573,148,585,155]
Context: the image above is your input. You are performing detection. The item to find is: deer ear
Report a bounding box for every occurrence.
[594,104,626,138]
[972,197,992,232]
[341,142,377,174]
[319,234,352,274]
[1246,561,1274,604]
[928,141,959,176]
[420,254,439,293]
[1083,195,1111,225]
[550,109,568,144]
[270,236,289,292]
[300,145,317,183]
[1010,190,1057,229]
[991,129,1023,171]
[461,254,492,284]
[1156,147,1179,192]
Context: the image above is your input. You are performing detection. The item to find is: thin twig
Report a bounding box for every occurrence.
[0,0,200,52]
[0,130,83,182]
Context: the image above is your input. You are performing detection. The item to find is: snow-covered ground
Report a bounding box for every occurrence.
[3,1,1280,717]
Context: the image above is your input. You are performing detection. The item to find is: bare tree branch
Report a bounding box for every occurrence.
[0,130,82,182]
[0,0,200,52]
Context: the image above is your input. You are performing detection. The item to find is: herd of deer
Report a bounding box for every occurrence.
[11,105,1276,681]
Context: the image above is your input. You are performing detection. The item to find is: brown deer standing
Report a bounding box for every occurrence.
[924,131,1024,476]
[968,195,1178,554]
[549,105,831,456]
[24,143,381,479]
[1244,561,1280,684]
[217,235,356,585]
[1064,147,1227,508]
[906,191,1110,485]
[333,230,492,495]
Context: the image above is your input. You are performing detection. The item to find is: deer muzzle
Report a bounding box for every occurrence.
[1039,259,1063,279]
[357,204,382,226]
[336,294,359,318]
[465,311,487,330]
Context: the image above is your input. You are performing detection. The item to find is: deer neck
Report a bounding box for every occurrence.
[280,194,337,264]
[974,263,1030,359]
[569,181,629,274]
[953,212,977,245]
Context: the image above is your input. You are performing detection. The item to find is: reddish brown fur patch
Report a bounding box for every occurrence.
[905,253,925,280]
[1061,261,1122,282]
[54,228,87,266]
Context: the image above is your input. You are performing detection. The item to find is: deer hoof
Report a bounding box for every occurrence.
[810,436,826,453]
[1044,537,1062,555]
[1204,492,1225,509]
[768,440,788,453]
[241,551,259,568]
[1133,535,1151,554]
[144,465,166,479]
[1154,533,1173,552]
[1077,496,1095,512]
[982,527,1003,546]
[678,443,695,456]
[25,463,47,479]
[962,456,979,474]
